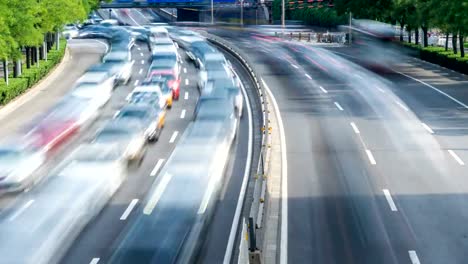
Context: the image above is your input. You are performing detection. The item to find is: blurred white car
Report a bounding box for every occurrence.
[62,24,79,39]
[198,67,232,91]
[0,144,45,193]
[101,51,134,84]
[70,83,112,109]
[93,121,147,164]
[77,71,116,91]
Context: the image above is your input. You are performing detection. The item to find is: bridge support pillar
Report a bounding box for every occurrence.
[177,8,200,21]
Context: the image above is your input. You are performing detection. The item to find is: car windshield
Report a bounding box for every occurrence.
[150,59,176,69]
[95,129,133,142]
[117,110,148,120]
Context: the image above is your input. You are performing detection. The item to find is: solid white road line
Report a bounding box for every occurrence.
[396,70,468,110]
[120,199,139,220]
[150,159,165,177]
[350,122,360,134]
[365,149,377,165]
[93,40,109,53]
[138,68,143,75]
[396,101,409,111]
[180,109,186,119]
[305,73,312,79]
[134,80,139,86]
[382,189,398,211]
[183,68,187,73]
[319,86,328,94]
[408,250,421,264]
[291,64,299,69]
[8,200,34,221]
[334,102,344,111]
[377,86,386,93]
[261,78,289,264]
[141,60,145,65]
[448,150,465,165]
[169,131,179,143]
[174,42,179,49]
[143,172,173,215]
[184,92,189,100]
[89,258,100,264]
[223,71,254,264]
[185,78,189,85]
[127,12,141,26]
[421,123,434,134]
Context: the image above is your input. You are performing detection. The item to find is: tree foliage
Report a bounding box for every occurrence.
[0,0,101,60]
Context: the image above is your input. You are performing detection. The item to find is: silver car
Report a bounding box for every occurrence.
[93,120,147,164]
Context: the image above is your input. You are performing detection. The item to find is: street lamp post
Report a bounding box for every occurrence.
[281,0,285,29]
[240,0,244,26]
[211,0,214,24]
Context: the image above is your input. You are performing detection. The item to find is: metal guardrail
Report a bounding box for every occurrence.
[205,34,271,264]
[274,31,346,44]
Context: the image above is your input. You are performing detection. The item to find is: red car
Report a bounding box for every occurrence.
[147,70,180,100]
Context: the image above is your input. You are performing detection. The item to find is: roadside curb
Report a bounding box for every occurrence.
[0,45,70,121]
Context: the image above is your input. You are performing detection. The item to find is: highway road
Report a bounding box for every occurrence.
[59,10,258,264]
[208,28,468,264]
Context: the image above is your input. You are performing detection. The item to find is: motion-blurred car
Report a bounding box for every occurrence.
[148,56,180,78]
[114,104,166,142]
[100,19,120,27]
[190,43,217,67]
[198,67,232,91]
[0,144,45,193]
[142,76,174,108]
[128,26,150,42]
[126,85,167,110]
[78,71,117,90]
[62,24,79,39]
[77,25,113,39]
[176,37,207,61]
[150,38,177,53]
[70,83,112,109]
[146,71,180,100]
[93,120,147,164]
[198,52,229,70]
[203,79,243,118]
[101,51,134,84]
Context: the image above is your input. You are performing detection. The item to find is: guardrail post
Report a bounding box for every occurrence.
[308,33,311,42]
[289,32,292,40]
[298,32,301,41]
[248,217,262,264]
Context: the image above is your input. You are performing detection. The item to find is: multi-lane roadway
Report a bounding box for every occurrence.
[208,28,468,264]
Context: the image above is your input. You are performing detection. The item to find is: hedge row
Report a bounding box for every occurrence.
[0,40,67,105]
[403,43,468,75]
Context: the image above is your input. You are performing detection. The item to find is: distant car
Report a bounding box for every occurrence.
[0,144,45,193]
[77,71,117,90]
[128,26,150,42]
[100,19,120,27]
[62,24,79,39]
[101,51,134,84]
[93,121,147,164]
[114,104,166,142]
[126,85,167,110]
[141,76,174,108]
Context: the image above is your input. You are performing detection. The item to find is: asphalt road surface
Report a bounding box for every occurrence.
[208,28,468,264]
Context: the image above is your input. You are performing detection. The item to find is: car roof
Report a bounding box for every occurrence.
[77,72,110,83]
[104,51,129,61]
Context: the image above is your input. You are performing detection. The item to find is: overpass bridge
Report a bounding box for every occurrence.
[100,0,245,21]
